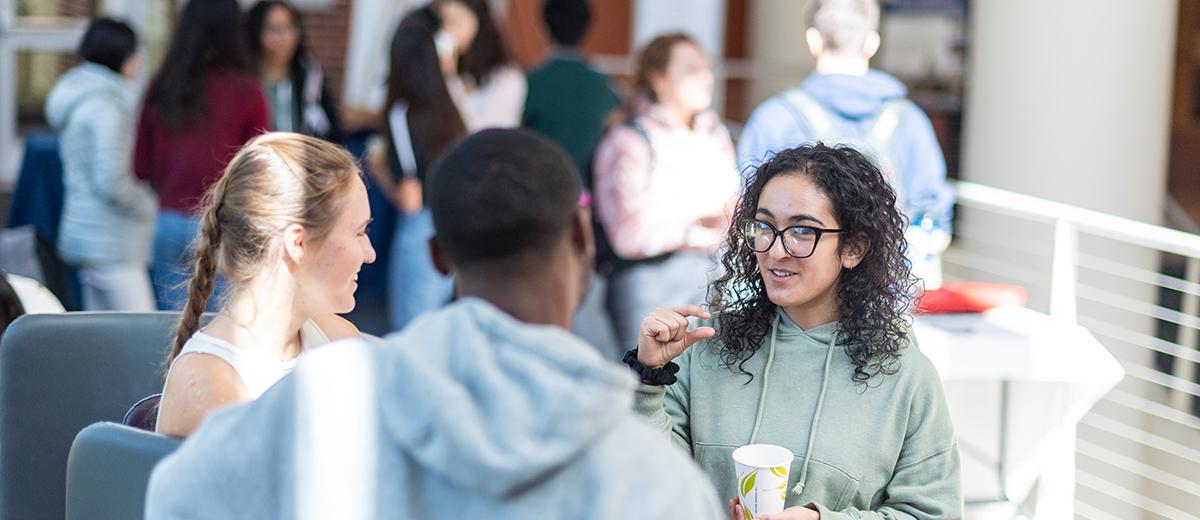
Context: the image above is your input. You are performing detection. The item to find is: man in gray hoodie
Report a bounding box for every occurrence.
[145,129,723,519]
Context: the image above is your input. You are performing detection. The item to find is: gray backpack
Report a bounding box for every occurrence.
[781,88,912,211]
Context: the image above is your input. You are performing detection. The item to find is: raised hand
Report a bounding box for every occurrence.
[636,305,716,368]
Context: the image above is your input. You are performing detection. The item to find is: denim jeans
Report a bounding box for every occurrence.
[150,210,222,311]
[388,209,453,330]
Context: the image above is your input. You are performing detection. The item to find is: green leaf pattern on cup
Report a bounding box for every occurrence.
[740,470,758,498]
[740,465,790,517]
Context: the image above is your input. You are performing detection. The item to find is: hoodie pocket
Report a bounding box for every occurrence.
[694,442,861,511]
[801,458,861,511]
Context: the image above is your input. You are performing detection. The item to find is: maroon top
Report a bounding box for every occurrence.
[134,68,269,214]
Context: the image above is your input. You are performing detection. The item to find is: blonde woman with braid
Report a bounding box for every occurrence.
[155,132,376,437]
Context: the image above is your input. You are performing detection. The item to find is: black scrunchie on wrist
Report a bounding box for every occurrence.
[623,348,680,386]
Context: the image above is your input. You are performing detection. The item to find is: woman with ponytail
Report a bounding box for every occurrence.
[155,132,376,437]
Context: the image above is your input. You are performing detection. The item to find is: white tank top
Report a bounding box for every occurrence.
[173,320,331,398]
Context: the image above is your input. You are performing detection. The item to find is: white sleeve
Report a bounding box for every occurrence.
[461,65,527,131]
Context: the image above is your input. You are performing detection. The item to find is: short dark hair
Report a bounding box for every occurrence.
[79,18,138,73]
[542,0,591,47]
[428,129,582,266]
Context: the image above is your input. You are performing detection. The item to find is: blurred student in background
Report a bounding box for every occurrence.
[435,0,527,130]
[592,33,739,349]
[522,0,620,188]
[371,6,467,329]
[135,0,269,310]
[45,18,157,311]
[246,0,342,142]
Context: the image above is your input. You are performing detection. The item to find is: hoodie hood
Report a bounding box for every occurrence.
[800,69,907,120]
[375,298,636,497]
[45,62,130,129]
[774,305,840,346]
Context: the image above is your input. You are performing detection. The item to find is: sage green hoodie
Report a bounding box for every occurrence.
[634,307,962,519]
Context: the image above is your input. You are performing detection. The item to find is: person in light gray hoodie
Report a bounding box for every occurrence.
[145,128,723,520]
[44,18,156,310]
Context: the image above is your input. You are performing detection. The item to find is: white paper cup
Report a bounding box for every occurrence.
[733,444,793,517]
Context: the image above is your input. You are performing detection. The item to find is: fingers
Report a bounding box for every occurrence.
[641,317,672,344]
[728,497,745,520]
[670,304,712,320]
[646,308,688,342]
[684,326,717,348]
[637,305,716,363]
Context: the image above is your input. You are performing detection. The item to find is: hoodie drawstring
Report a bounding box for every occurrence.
[746,314,838,498]
[747,315,780,444]
[793,334,836,496]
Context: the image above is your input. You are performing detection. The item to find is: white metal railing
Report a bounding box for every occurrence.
[949,180,1200,519]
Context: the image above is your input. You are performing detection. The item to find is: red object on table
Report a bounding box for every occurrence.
[917,282,1028,314]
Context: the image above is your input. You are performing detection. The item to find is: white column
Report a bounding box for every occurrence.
[961,0,1175,223]
[960,2,1181,518]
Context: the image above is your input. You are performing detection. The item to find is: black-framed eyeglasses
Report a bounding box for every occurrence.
[742,219,844,259]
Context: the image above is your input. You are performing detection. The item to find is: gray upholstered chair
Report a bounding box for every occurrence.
[65,422,181,520]
[0,312,207,519]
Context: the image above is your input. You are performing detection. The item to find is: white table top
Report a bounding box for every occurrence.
[915,306,1126,509]
[913,306,1124,386]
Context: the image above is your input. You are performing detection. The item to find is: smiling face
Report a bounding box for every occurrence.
[296,177,376,315]
[754,173,862,324]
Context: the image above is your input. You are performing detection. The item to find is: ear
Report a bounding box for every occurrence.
[429,236,451,276]
[841,232,869,270]
[863,30,881,59]
[573,206,596,264]
[805,27,825,57]
[282,223,306,265]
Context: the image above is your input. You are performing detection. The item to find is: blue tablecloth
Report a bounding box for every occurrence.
[9,132,65,243]
[8,131,79,309]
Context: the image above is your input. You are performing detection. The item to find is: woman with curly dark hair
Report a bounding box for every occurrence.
[630,144,961,520]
